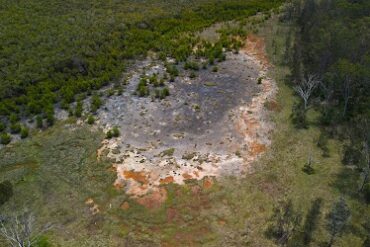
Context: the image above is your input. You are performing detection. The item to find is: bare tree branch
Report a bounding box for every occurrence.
[0,211,52,247]
[294,74,320,109]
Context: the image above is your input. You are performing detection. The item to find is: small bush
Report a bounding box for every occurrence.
[0,133,11,145]
[36,115,43,128]
[33,236,52,247]
[10,123,21,134]
[75,101,83,117]
[0,180,13,206]
[91,94,102,112]
[258,77,263,84]
[136,80,149,97]
[87,115,95,125]
[9,113,18,124]
[0,122,5,132]
[20,126,29,139]
[364,183,370,203]
[46,111,54,126]
[106,130,113,139]
[317,132,330,157]
[212,66,218,72]
[189,72,196,79]
[160,148,175,157]
[162,87,170,97]
[112,127,120,137]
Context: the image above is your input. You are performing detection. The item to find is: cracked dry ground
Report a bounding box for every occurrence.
[96,35,277,209]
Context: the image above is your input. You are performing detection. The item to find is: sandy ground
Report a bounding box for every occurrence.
[95,34,277,208]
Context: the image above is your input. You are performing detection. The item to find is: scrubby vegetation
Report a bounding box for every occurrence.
[0,0,282,136]
[283,0,370,207]
[1,0,369,246]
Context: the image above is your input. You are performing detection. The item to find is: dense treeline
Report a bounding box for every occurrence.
[284,0,369,231]
[0,0,283,137]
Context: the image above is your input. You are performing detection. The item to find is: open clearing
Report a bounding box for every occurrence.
[95,34,277,208]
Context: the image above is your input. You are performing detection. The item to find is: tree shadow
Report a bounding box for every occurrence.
[288,198,323,246]
[302,198,323,245]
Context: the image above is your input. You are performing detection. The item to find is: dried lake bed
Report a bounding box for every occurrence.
[94,36,277,205]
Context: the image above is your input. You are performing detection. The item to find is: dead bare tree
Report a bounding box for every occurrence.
[0,211,52,247]
[294,74,320,109]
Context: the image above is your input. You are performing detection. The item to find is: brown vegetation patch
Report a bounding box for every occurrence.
[166,208,179,222]
[264,100,281,112]
[136,187,167,209]
[120,201,130,210]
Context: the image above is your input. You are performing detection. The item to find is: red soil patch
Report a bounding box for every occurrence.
[191,185,202,195]
[249,142,267,155]
[203,177,213,189]
[182,173,193,180]
[120,201,130,210]
[123,170,148,184]
[113,181,124,189]
[136,187,167,209]
[166,208,179,222]
[242,34,269,68]
[160,176,174,184]
[218,220,226,226]
[245,118,259,136]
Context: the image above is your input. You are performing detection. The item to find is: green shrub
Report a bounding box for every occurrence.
[91,95,102,113]
[212,66,218,72]
[107,88,115,97]
[9,113,18,124]
[257,77,263,84]
[0,122,5,132]
[75,101,83,118]
[10,123,21,134]
[87,115,95,125]
[33,236,52,247]
[20,126,29,139]
[137,81,149,97]
[46,111,54,126]
[364,183,370,203]
[163,87,170,96]
[36,115,43,129]
[0,133,11,145]
[106,130,113,139]
[112,127,120,137]
[0,180,13,206]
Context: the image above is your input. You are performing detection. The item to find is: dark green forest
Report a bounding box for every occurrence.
[285,0,370,222]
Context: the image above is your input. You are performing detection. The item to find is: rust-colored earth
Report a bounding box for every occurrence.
[242,34,270,68]
[203,177,214,189]
[123,170,148,184]
[249,141,267,156]
[160,176,174,184]
[136,187,167,209]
